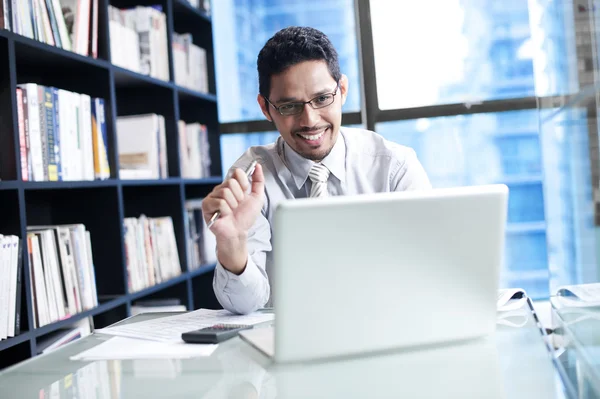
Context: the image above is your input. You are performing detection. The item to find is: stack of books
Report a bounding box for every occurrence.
[184,199,217,270]
[1,0,99,58]
[116,114,168,180]
[16,84,110,182]
[123,215,182,293]
[178,121,211,179]
[172,32,209,93]
[0,235,22,340]
[108,5,169,81]
[26,224,98,328]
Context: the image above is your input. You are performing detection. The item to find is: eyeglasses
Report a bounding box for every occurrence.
[264,83,340,116]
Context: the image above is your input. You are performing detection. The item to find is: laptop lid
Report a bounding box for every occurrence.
[270,184,508,363]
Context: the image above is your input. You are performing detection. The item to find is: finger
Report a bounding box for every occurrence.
[231,168,251,192]
[202,197,228,218]
[221,177,245,202]
[250,163,264,197]
[217,187,239,210]
[211,198,232,218]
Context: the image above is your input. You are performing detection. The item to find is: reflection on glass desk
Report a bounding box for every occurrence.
[0,305,564,398]
[551,296,600,399]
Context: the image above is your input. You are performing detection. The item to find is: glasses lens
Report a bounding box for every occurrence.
[279,103,304,116]
[311,94,335,109]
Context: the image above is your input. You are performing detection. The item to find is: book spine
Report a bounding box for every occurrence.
[43,0,61,47]
[90,0,98,58]
[20,84,44,181]
[21,87,33,180]
[16,88,28,181]
[50,0,70,50]
[79,94,93,180]
[52,88,62,181]
[14,238,22,335]
[37,85,48,181]
[44,86,58,181]
[38,0,54,45]
[71,92,82,181]
[11,0,19,35]
[26,236,37,328]
[91,98,110,179]
[0,0,6,30]
[29,0,39,41]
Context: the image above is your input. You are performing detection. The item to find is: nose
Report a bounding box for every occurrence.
[297,103,320,127]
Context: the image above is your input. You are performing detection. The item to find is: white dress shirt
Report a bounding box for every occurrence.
[213,127,432,314]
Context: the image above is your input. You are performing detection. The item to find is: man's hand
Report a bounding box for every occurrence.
[202,163,265,274]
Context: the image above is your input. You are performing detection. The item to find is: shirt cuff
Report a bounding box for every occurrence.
[215,255,262,292]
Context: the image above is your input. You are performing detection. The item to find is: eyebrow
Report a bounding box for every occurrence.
[274,87,335,104]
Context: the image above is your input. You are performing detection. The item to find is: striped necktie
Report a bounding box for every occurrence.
[308,163,330,198]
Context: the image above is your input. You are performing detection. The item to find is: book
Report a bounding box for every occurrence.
[184,199,217,270]
[116,114,167,179]
[16,84,106,182]
[26,224,99,326]
[123,215,182,293]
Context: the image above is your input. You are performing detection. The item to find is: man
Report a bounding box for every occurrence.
[202,26,431,314]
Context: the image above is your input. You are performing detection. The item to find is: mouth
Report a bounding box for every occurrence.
[295,127,329,145]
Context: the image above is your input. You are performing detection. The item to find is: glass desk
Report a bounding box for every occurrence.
[0,304,565,398]
[551,297,600,399]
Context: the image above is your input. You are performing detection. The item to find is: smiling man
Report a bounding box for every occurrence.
[202,26,432,314]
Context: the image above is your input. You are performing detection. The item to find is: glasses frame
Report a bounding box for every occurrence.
[263,82,340,116]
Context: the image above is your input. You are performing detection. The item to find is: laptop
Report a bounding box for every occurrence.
[239,184,508,363]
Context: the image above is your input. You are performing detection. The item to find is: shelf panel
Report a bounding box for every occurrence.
[172,0,211,23]
[112,65,172,90]
[188,263,217,278]
[127,265,216,301]
[0,332,32,352]
[183,177,222,185]
[176,86,217,103]
[0,181,20,190]
[128,273,190,300]
[1,30,110,71]
[120,178,182,187]
[32,297,127,338]
[22,180,118,190]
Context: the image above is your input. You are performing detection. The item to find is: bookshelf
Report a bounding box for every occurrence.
[0,0,222,370]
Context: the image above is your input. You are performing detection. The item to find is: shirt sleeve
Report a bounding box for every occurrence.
[391,147,432,191]
[212,210,272,315]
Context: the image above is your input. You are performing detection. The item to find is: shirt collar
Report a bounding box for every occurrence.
[281,129,347,190]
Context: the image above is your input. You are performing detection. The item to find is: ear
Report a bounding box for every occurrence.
[339,74,349,106]
[257,94,273,122]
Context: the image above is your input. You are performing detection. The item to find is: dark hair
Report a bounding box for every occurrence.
[257,26,341,98]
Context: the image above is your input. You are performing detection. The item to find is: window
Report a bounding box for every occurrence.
[213,0,361,123]
[220,131,280,174]
[369,0,576,110]
[376,108,595,299]
[213,0,594,298]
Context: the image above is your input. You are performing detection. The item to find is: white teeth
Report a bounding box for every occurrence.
[299,131,325,140]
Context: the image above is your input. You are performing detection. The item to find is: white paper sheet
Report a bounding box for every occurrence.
[94,308,274,342]
[70,337,218,361]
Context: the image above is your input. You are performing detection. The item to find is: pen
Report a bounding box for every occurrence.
[207,160,258,229]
